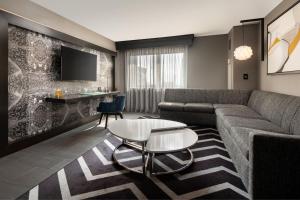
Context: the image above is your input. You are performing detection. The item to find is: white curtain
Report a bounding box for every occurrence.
[125,46,187,113]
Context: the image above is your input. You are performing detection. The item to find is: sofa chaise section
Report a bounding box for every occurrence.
[158,89,300,199]
[218,90,300,198]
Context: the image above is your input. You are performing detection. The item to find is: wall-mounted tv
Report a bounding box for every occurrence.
[61,46,97,81]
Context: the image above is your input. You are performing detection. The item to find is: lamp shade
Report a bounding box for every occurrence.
[234,45,253,61]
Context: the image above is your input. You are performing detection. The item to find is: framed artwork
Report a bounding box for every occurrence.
[267,2,300,74]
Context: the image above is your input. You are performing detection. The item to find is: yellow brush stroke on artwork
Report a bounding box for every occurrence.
[268,38,280,52]
[288,29,300,55]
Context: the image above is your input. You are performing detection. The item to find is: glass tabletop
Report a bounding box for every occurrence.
[146,128,198,153]
[108,119,187,142]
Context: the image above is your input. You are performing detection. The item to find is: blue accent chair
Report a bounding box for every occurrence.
[97,95,125,129]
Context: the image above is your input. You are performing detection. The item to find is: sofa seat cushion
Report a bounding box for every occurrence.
[223,116,287,134]
[229,127,253,159]
[213,104,245,109]
[184,103,214,113]
[215,106,264,119]
[158,102,184,111]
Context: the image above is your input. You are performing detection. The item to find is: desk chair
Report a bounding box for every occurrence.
[97,95,125,129]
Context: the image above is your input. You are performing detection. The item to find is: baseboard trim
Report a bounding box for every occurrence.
[1,114,100,157]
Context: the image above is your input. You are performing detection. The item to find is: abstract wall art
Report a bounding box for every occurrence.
[268,2,300,74]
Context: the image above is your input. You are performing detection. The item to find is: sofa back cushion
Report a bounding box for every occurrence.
[247,90,271,113]
[218,90,251,105]
[281,98,300,134]
[164,89,251,105]
[291,107,300,135]
[248,90,300,134]
[269,96,296,128]
[164,89,187,103]
[164,89,211,103]
[183,89,207,103]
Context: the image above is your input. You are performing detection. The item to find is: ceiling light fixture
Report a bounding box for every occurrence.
[234,23,253,61]
[234,18,264,61]
[234,45,253,61]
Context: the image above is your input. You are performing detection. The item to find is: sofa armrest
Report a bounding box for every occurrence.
[249,131,300,199]
[158,102,184,111]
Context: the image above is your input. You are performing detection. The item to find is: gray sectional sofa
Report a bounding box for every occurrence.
[158,89,300,199]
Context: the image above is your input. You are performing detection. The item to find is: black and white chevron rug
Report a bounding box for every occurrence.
[18,117,249,199]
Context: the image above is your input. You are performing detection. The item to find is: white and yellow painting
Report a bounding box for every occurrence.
[268,2,300,74]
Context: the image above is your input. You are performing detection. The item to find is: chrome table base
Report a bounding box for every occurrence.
[112,139,194,176]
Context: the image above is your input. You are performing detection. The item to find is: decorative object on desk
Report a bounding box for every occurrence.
[54,88,63,98]
[234,23,253,61]
[268,2,300,74]
[97,95,125,129]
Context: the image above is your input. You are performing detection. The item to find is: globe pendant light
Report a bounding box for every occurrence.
[234,23,253,61]
[234,46,253,61]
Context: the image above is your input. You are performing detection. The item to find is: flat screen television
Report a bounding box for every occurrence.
[61,46,97,81]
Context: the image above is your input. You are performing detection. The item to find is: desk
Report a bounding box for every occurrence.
[45,91,120,104]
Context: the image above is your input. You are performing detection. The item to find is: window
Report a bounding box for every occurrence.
[126,46,187,90]
[125,46,187,113]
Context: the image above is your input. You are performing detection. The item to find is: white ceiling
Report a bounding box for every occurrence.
[31,0,282,41]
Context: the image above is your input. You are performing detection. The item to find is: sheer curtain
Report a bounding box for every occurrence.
[125,46,187,113]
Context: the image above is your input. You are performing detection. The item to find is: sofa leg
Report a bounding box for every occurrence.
[119,113,124,119]
[115,114,117,120]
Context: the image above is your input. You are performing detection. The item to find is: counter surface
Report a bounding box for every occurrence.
[45,91,120,103]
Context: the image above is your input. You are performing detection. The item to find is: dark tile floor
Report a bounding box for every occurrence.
[0,112,153,199]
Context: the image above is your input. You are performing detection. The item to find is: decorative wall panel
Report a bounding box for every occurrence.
[8,25,113,143]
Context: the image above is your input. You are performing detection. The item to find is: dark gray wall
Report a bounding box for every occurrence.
[115,34,228,92]
[229,24,260,90]
[259,0,300,96]
[187,35,228,89]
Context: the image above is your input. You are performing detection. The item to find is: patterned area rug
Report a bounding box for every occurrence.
[18,117,249,199]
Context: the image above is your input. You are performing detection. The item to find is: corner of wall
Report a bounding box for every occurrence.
[0,0,116,52]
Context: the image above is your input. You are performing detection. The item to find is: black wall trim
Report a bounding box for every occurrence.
[0,13,8,152]
[1,10,116,56]
[1,114,100,157]
[116,34,194,50]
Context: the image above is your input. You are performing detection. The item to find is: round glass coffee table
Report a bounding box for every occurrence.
[108,119,198,176]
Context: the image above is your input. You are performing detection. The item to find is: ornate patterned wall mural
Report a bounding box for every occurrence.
[8,25,114,143]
